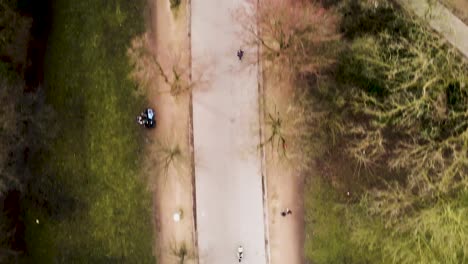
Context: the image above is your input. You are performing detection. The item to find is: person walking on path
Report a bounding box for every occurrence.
[237,48,244,60]
[281,208,292,217]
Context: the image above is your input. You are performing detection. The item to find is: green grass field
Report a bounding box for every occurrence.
[304,176,372,264]
[22,0,155,262]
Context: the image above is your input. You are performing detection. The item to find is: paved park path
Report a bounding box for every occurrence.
[397,0,468,58]
[191,0,268,264]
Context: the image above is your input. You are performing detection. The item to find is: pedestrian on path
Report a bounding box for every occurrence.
[237,49,244,60]
[281,208,292,217]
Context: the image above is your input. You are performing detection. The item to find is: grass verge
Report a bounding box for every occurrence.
[22,0,155,262]
[304,176,371,264]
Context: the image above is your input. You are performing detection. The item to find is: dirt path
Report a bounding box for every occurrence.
[261,73,304,264]
[146,0,197,263]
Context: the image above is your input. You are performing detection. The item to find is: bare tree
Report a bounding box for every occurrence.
[259,107,287,156]
[236,0,340,80]
[343,14,468,221]
[146,137,189,188]
[169,241,196,264]
[128,34,196,98]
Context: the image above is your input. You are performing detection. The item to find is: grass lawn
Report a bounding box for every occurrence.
[304,176,372,264]
[22,0,155,262]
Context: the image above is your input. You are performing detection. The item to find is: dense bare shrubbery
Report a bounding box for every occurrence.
[0,0,56,195]
[0,0,32,71]
[342,15,468,221]
[0,80,56,195]
[0,80,22,195]
[333,3,468,262]
[282,77,346,170]
[0,80,56,262]
[0,2,56,260]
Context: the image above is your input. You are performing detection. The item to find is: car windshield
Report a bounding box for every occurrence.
[147,109,154,119]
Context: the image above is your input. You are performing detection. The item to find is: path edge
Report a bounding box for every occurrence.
[256,0,271,263]
[186,0,199,261]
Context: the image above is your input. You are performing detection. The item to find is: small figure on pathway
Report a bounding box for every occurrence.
[281,208,292,217]
[237,49,244,61]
